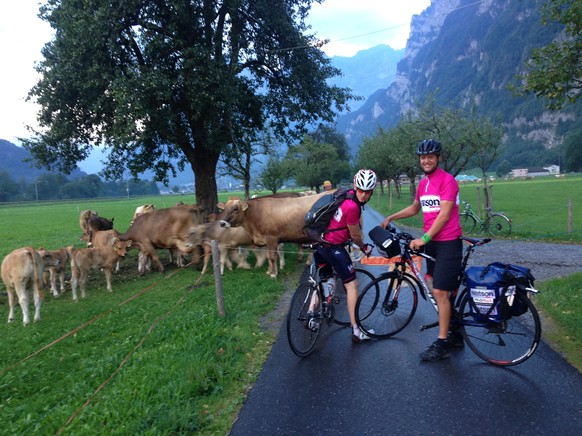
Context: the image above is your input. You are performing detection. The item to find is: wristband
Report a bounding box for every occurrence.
[421,233,432,244]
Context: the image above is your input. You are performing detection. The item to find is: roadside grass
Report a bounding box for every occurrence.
[537,274,582,372]
[1,175,581,432]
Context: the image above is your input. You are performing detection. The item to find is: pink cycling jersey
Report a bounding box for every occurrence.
[323,193,361,245]
[416,167,462,241]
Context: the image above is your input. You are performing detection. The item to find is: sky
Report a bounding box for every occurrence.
[0,0,431,171]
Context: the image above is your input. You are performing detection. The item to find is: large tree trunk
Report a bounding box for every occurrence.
[191,150,220,216]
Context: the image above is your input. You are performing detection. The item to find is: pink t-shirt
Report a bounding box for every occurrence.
[415,167,462,241]
[323,194,361,245]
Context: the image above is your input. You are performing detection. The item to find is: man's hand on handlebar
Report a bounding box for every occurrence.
[409,238,426,252]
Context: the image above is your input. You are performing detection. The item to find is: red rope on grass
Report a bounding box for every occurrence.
[55,274,204,435]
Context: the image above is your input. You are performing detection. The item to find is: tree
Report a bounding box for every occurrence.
[563,126,582,171]
[286,135,350,192]
[23,0,353,215]
[259,157,290,194]
[0,171,21,202]
[519,0,582,110]
[496,160,513,178]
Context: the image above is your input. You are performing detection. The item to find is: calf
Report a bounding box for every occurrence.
[79,209,98,232]
[41,247,72,297]
[80,229,122,272]
[69,238,132,301]
[1,247,62,325]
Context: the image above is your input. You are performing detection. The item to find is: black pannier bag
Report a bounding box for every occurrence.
[368,226,401,258]
[464,262,534,321]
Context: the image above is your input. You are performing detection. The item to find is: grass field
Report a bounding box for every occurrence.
[0,175,581,432]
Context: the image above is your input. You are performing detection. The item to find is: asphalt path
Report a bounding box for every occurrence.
[229,206,582,435]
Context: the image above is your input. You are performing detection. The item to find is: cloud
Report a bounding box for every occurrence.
[307,0,431,56]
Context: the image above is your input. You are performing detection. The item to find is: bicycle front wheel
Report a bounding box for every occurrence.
[287,282,320,357]
[486,213,512,238]
[355,272,419,338]
[460,212,477,234]
[458,291,541,366]
[333,268,377,326]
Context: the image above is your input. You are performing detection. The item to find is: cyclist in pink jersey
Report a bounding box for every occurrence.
[311,169,376,343]
[381,139,463,361]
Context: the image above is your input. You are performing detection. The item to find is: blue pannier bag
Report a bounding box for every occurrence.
[464,262,534,321]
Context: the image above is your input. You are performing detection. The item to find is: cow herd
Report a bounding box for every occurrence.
[2,192,326,326]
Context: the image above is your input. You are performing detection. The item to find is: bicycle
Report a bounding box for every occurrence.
[355,226,541,366]
[459,200,512,237]
[286,242,377,357]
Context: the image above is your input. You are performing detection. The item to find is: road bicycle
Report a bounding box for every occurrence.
[460,200,512,237]
[286,242,377,357]
[355,226,541,366]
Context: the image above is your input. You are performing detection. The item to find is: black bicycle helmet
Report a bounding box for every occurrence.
[416,139,442,156]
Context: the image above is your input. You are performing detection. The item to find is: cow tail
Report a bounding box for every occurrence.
[27,247,45,300]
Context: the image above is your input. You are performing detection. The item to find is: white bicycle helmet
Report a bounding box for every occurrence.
[353,169,377,191]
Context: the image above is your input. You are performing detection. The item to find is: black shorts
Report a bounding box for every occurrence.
[314,245,357,284]
[424,239,463,292]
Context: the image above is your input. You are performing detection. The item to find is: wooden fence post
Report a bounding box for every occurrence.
[568,198,572,235]
[212,240,225,317]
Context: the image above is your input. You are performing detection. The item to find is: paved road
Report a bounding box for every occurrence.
[229,207,582,435]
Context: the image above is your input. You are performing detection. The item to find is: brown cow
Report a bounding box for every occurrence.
[69,238,132,301]
[186,220,275,275]
[117,206,206,274]
[1,247,62,325]
[80,229,122,272]
[41,247,72,297]
[217,192,327,278]
[79,209,98,232]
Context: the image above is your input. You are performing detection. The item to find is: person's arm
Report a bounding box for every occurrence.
[347,223,364,249]
[381,200,421,229]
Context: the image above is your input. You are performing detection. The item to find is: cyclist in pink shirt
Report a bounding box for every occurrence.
[381,140,463,362]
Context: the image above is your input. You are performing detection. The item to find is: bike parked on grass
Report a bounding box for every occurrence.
[460,200,512,237]
[355,225,541,366]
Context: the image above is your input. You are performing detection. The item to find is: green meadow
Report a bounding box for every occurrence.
[0,175,580,433]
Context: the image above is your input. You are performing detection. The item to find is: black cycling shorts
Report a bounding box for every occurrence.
[424,239,463,292]
[314,244,357,284]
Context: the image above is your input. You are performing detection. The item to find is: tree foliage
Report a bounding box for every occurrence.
[285,135,350,191]
[23,0,353,214]
[519,0,582,110]
[259,157,290,193]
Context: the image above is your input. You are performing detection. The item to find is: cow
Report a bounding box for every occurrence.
[87,215,114,232]
[131,204,156,224]
[217,192,327,278]
[68,238,132,301]
[117,206,206,274]
[80,229,122,272]
[186,219,274,275]
[1,247,62,325]
[41,247,72,297]
[79,209,98,232]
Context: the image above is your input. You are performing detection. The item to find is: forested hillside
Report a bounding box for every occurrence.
[336,0,581,170]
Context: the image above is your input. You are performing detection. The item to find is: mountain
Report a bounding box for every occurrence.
[329,45,405,112]
[0,139,86,182]
[336,0,581,164]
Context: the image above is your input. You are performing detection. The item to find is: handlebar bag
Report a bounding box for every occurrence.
[369,226,401,258]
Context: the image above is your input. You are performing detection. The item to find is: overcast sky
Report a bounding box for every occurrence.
[0,1,431,152]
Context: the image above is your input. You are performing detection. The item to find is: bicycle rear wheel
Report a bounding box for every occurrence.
[287,282,321,357]
[458,291,541,366]
[486,213,512,237]
[355,272,418,338]
[460,212,477,234]
[333,268,377,326]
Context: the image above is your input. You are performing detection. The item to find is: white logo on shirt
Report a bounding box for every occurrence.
[420,195,441,213]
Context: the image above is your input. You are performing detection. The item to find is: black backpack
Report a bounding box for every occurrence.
[303,187,358,244]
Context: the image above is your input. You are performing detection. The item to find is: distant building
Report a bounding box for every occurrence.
[510,167,551,178]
